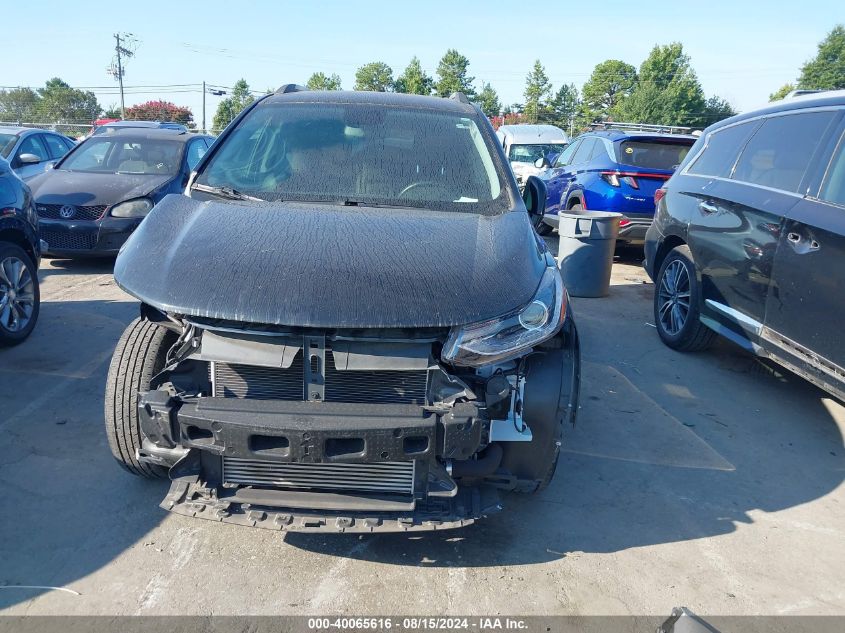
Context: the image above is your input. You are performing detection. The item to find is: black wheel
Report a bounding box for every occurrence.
[535,221,553,236]
[502,321,580,493]
[104,317,177,478]
[653,245,715,352]
[0,241,40,347]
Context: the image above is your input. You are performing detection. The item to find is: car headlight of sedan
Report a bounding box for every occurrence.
[110,198,153,218]
[441,264,568,367]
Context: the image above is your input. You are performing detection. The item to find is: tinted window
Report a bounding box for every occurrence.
[819,133,845,206]
[732,111,838,193]
[197,102,506,214]
[570,138,597,164]
[617,140,694,170]
[554,140,580,167]
[43,134,72,159]
[687,121,758,178]
[17,135,49,162]
[186,140,207,171]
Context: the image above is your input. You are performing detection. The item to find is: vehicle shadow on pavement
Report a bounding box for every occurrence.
[0,297,167,610]
[285,280,844,567]
[37,257,116,279]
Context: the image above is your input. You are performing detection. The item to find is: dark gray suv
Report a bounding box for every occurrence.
[645,90,845,401]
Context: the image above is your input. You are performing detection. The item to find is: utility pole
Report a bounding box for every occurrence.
[107,33,135,119]
[202,80,206,133]
[115,33,125,118]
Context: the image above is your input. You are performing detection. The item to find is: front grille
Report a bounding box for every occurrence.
[212,351,428,404]
[222,457,415,494]
[36,204,107,221]
[40,228,97,251]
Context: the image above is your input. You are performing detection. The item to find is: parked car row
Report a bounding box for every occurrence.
[0,126,76,181]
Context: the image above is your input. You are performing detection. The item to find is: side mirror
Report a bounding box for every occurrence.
[534,157,549,169]
[18,153,41,165]
[522,175,547,223]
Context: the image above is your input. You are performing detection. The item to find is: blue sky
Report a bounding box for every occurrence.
[2,0,841,123]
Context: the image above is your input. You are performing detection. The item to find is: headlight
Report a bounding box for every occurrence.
[442,265,567,367]
[110,198,153,218]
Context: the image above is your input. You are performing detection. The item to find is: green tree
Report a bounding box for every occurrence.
[212,79,254,132]
[548,83,579,132]
[435,49,475,97]
[580,60,637,124]
[102,104,122,119]
[700,96,736,127]
[523,60,552,123]
[769,83,796,101]
[798,24,845,90]
[36,78,100,123]
[614,43,706,127]
[395,57,433,95]
[475,82,501,117]
[306,72,342,91]
[354,62,393,92]
[0,87,40,123]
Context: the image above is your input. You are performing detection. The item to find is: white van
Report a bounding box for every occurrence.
[495,124,569,184]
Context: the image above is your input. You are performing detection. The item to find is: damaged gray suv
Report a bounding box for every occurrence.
[104,86,580,532]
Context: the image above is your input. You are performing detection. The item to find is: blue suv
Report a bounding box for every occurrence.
[538,128,697,242]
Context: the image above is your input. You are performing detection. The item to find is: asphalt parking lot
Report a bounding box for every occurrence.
[1,243,843,616]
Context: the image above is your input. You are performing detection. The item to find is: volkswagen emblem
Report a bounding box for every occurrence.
[59,205,77,219]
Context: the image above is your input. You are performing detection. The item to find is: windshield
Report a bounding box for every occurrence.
[616,140,694,170]
[196,101,506,214]
[508,143,568,164]
[60,137,183,175]
[0,134,17,158]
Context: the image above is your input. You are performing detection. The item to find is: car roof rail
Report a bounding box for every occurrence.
[275,84,308,94]
[588,121,694,135]
[450,92,471,105]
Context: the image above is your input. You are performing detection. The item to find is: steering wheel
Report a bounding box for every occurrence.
[398,180,453,200]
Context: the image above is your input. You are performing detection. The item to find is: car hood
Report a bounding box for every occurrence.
[114,194,548,329]
[28,170,172,206]
[510,162,542,181]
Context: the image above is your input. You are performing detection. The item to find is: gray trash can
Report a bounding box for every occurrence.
[556,211,622,298]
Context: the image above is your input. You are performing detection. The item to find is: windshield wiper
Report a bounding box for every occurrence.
[192,183,262,202]
[341,199,420,210]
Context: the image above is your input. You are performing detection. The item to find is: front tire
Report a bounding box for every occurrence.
[104,318,176,478]
[653,245,715,352]
[0,241,40,347]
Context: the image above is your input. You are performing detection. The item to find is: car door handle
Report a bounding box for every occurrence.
[787,232,820,253]
[698,200,718,215]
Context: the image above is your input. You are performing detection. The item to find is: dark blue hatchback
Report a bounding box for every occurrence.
[538,128,697,242]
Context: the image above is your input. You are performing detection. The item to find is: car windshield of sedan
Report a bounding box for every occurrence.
[196,102,506,214]
[59,137,183,175]
[0,134,17,158]
[508,143,568,164]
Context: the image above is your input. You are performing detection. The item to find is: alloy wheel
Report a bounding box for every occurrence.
[657,259,691,336]
[0,256,36,333]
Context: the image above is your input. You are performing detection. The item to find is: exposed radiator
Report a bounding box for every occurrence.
[222,457,415,495]
[211,351,428,404]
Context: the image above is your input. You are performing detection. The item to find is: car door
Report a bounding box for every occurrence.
[13,134,51,181]
[543,139,581,215]
[683,118,781,329]
[561,137,598,207]
[763,112,845,375]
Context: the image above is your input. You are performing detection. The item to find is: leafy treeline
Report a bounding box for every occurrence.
[770,24,845,100]
[307,44,737,131]
[0,78,100,124]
